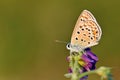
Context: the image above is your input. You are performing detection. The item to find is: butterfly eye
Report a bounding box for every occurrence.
[66,43,71,50]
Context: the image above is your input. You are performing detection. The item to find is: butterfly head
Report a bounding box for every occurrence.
[66,43,71,50]
[66,43,84,53]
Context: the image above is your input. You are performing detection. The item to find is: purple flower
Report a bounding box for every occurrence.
[80,48,99,80]
[66,56,70,62]
[68,67,72,73]
[66,48,98,80]
[80,75,88,80]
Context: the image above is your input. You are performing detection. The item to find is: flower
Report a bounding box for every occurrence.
[96,66,112,79]
[80,48,98,70]
[78,48,99,80]
[66,56,71,62]
[66,48,99,80]
[68,67,72,73]
[80,75,88,80]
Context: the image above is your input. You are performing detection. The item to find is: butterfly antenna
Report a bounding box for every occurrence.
[55,40,68,44]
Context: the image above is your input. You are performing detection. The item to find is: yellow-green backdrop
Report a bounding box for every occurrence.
[0,0,119,80]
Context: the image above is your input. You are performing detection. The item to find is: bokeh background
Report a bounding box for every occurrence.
[0,0,120,80]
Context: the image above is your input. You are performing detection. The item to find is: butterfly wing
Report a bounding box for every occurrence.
[70,10,102,49]
[78,10,97,21]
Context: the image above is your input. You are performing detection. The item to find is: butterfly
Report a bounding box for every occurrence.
[67,10,102,53]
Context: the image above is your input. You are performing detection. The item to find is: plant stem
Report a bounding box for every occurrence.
[78,70,96,79]
[70,52,82,80]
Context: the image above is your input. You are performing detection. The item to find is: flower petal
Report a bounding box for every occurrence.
[85,48,98,61]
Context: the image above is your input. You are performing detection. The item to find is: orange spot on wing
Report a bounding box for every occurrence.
[93,30,97,35]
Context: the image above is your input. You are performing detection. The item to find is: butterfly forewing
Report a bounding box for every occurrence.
[70,10,102,49]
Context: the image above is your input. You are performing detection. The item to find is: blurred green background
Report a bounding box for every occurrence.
[0,0,120,80]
